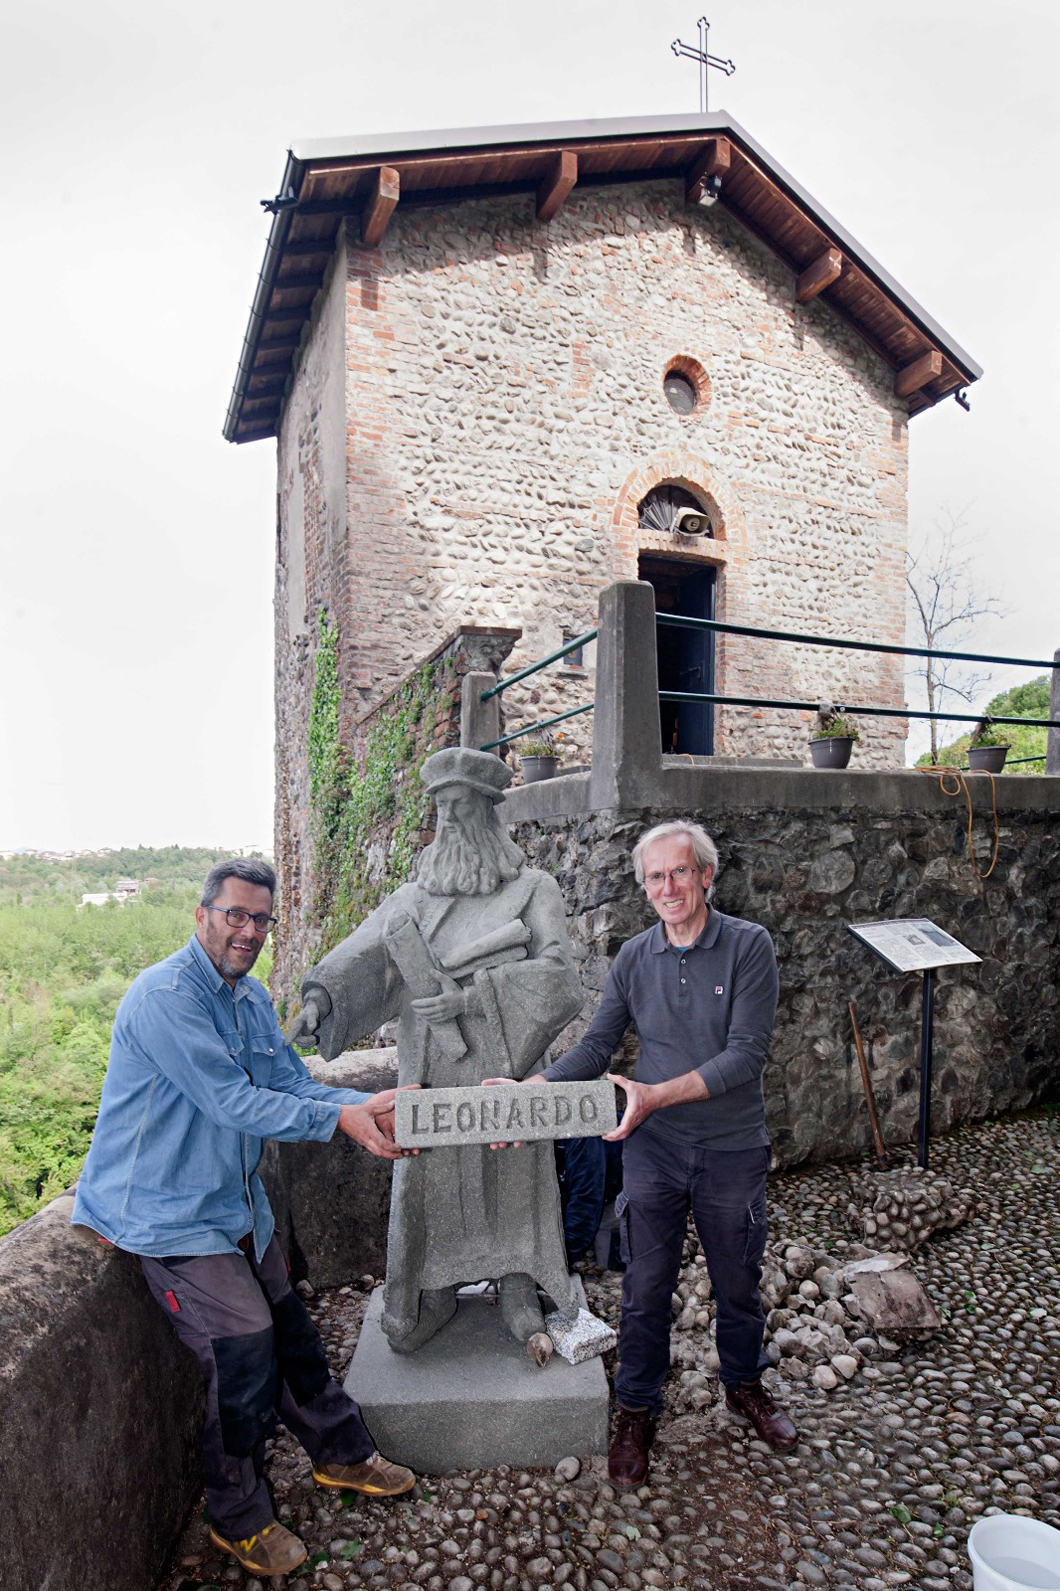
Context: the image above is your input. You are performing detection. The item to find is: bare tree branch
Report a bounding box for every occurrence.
[906,509,1003,764]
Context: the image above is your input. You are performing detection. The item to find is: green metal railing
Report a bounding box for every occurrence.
[479,629,597,751]
[479,630,597,700]
[477,612,1059,754]
[654,613,1060,733]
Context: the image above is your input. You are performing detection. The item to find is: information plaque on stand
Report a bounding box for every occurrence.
[848,919,981,1168]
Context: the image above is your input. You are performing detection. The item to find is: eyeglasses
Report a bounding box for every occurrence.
[201,905,277,933]
[644,865,700,889]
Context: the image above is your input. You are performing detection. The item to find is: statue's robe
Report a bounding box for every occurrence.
[303,867,583,1347]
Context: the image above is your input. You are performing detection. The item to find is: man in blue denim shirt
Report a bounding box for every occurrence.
[73,858,416,1577]
[541,820,797,1487]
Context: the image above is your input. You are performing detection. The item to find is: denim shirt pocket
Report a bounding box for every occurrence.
[246,1035,278,1087]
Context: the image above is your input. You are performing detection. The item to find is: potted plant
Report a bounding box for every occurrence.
[519,731,562,783]
[809,709,860,770]
[967,719,1009,774]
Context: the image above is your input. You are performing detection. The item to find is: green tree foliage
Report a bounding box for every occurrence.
[0,845,235,906]
[0,849,272,1237]
[916,676,1050,773]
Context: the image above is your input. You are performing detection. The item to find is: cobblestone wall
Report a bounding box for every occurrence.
[275,180,911,901]
[508,793,1060,1167]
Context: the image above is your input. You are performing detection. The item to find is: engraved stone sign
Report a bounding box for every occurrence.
[395,1080,617,1149]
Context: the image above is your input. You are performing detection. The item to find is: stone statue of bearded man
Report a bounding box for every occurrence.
[290,748,583,1353]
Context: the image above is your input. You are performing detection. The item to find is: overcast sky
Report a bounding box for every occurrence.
[1,0,1056,852]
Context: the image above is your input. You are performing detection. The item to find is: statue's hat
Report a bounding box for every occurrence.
[421,747,512,804]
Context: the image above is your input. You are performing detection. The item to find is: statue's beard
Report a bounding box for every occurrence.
[418,807,525,896]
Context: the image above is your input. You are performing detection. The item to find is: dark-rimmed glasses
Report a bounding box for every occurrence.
[201,905,277,933]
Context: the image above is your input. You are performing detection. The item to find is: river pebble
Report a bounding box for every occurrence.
[156,1112,1059,1591]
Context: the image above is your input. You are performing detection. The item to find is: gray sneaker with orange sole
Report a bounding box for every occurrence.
[208,1520,307,1576]
[312,1451,416,1496]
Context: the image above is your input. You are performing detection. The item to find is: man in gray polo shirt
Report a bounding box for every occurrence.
[542,818,797,1487]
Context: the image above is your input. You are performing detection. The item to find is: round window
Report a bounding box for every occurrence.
[663,371,697,415]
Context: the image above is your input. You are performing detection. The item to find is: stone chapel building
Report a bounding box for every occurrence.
[225,113,979,888]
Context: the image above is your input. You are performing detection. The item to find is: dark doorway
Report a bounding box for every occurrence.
[639,555,716,755]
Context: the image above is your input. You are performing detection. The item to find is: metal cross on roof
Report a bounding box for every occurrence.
[671,17,736,113]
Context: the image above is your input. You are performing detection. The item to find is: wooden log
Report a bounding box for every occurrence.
[361,165,400,247]
[849,1002,889,1168]
[685,137,731,204]
[796,246,843,304]
[536,150,577,222]
[894,349,943,399]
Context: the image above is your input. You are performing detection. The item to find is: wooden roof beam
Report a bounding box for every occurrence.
[283,237,338,259]
[247,374,288,395]
[685,138,731,205]
[271,271,326,293]
[894,349,943,399]
[361,165,400,247]
[536,150,578,222]
[796,246,843,304]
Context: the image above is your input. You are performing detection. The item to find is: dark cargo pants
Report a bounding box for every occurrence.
[615,1130,771,1413]
[140,1235,374,1539]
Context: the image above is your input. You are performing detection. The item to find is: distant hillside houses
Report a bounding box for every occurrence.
[78,879,140,910]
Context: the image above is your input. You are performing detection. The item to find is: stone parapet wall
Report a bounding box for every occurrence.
[503,765,1060,1166]
[0,1195,203,1591]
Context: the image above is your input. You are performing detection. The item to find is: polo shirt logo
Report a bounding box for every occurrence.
[715,986,724,995]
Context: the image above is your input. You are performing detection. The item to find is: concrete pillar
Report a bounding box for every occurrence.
[589,581,662,809]
[1047,649,1060,774]
[461,671,502,753]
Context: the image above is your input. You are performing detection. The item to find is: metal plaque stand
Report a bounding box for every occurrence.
[848,920,981,1170]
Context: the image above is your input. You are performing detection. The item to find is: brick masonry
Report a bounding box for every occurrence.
[275,181,911,925]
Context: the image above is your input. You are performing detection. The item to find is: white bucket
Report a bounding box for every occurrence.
[968,1515,1060,1591]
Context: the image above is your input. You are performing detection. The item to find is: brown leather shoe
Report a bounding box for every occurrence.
[313,1451,416,1496]
[724,1378,798,1451]
[208,1521,307,1576]
[607,1405,656,1488]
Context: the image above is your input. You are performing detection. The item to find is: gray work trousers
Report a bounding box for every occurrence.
[140,1235,374,1539]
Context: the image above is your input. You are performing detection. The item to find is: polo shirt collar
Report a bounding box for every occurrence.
[648,909,722,954]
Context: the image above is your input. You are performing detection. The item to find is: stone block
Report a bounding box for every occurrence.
[344,1279,609,1471]
[394,1079,616,1148]
[545,1305,617,1364]
[844,1253,941,1333]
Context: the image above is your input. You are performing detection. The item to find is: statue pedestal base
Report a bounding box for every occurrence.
[344,1279,610,1473]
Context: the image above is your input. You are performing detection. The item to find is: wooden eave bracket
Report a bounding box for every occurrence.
[796,246,843,304]
[894,349,943,399]
[685,138,731,204]
[361,166,400,247]
[536,150,578,222]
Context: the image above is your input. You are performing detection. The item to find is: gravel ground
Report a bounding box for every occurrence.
[159,1109,1060,1591]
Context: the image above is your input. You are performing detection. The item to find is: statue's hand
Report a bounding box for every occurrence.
[411,973,466,1023]
[287,989,331,1048]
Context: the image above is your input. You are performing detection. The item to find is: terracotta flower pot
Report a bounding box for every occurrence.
[520,755,558,783]
[809,737,855,770]
[967,744,1008,773]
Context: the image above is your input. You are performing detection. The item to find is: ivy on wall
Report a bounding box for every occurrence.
[307,608,455,960]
